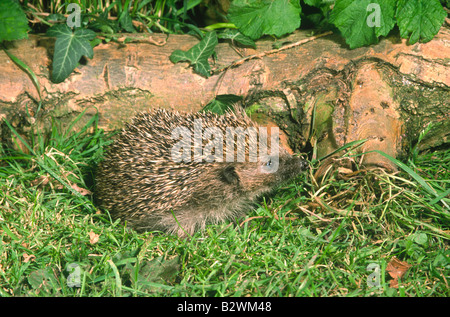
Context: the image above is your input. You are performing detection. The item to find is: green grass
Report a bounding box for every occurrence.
[0,113,449,297]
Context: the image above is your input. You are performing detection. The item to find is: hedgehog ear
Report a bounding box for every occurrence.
[220,166,240,185]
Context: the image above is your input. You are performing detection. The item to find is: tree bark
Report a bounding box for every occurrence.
[1,28,449,169]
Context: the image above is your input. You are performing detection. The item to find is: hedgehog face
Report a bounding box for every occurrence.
[220,153,308,196]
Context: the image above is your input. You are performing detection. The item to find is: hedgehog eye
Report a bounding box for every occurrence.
[261,156,279,173]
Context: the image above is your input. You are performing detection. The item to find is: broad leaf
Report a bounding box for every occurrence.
[396,0,446,44]
[218,29,256,48]
[46,24,96,83]
[0,0,30,42]
[202,94,243,115]
[329,0,396,49]
[119,9,135,32]
[228,0,302,40]
[170,31,218,78]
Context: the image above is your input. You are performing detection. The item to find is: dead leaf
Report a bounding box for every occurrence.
[23,253,36,263]
[31,175,50,187]
[387,257,411,278]
[386,256,411,288]
[337,167,353,175]
[71,184,92,196]
[89,231,100,244]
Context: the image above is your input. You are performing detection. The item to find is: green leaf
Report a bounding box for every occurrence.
[413,232,428,245]
[28,268,59,293]
[0,0,30,42]
[228,0,302,40]
[46,24,96,83]
[130,256,180,284]
[329,0,396,49]
[202,95,244,115]
[218,29,256,48]
[396,0,446,44]
[433,253,450,268]
[170,31,218,77]
[118,9,135,32]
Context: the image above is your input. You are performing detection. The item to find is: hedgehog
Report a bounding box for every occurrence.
[95,108,308,237]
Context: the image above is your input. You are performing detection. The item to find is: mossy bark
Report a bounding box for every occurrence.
[250,57,449,170]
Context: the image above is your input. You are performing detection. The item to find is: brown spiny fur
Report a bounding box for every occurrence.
[95,109,307,237]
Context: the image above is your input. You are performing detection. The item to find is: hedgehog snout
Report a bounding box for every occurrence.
[297,157,309,171]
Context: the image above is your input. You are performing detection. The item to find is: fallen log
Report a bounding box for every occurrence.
[1,28,448,169]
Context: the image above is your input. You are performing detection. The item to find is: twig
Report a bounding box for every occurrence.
[297,204,331,222]
[314,196,365,217]
[239,215,265,227]
[215,31,333,73]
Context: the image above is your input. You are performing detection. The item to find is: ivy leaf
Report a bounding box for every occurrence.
[396,0,446,44]
[0,0,30,42]
[28,268,59,293]
[46,24,96,83]
[118,9,135,33]
[202,94,243,115]
[170,31,218,78]
[329,0,396,49]
[218,29,256,48]
[228,0,302,40]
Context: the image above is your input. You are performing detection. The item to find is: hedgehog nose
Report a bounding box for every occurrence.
[298,158,309,171]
